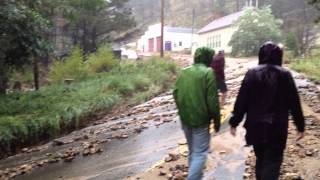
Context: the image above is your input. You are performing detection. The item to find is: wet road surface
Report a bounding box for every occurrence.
[16,120,183,180]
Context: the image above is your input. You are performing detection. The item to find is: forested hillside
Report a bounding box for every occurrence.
[127,0,244,29]
[128,0,209,28]
[128,0,319,55]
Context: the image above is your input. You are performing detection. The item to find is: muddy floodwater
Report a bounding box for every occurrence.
[15,120,184,180]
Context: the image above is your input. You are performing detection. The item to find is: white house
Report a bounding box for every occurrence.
[196,11,244,54]
[137,23,197,53]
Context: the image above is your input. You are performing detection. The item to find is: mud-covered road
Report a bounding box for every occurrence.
[1,56,319,180]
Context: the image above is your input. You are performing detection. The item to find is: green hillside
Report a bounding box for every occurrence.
[127,0,221,29]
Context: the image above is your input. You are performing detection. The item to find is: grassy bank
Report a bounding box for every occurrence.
[0,57,177,154]
[289,56,320,81]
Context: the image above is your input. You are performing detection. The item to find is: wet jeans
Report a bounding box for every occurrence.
[182,124,210,180]
[253,144,284,180]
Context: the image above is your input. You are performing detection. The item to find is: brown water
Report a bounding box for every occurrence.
[15,120,184,180]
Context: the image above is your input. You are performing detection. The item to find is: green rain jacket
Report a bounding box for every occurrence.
[173,64,221,131]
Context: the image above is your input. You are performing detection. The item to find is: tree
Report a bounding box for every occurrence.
[23,0,56,91]
[285,32,299,57]
[309,0,320,22]
[229,7,282,56]
[236,0,241,11]
[65,0,135,54]
[310,0,320,9]
[0,0,49,94]
[212,0,230,17]
[260,0,319,55]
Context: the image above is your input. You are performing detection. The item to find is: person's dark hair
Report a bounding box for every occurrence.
[258,41,283,66]
[218,50,224,55]
[194,47,215,67]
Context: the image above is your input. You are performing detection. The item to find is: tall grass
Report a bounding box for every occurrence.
[0,57,177,153]
[86,46,118,73]
[49,47,89,82]
[290,56,320,81]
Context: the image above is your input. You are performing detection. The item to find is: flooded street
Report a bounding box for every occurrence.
[204,125,250,180]
[1,56,320,180]
[16,120,184,180]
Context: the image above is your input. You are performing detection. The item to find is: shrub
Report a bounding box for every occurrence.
[229,7,282,56]
[311,48,320,57]
[132,75,151,91]
[86,46,119,73]
[108,76,136,96]
[9,68,34,85]
[0,56,177,154]
[49,47,88,82]
[285,32,299,57]
[290,57,320,81]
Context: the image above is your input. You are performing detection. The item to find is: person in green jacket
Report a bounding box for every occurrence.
[173,47,221,180]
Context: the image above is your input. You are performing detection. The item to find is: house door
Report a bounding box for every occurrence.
[165,41,172,51]
[148,38,154,52]
[156,36,162,52]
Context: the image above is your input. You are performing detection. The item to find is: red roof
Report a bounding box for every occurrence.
[198,11,244,34]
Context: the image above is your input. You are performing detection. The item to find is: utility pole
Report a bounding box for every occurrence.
[191,8,195,50]
[236,0,240,11]
[160,0,164,58]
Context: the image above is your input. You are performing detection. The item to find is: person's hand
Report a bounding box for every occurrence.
[296,132,304,142]
[230,127,236,137]
[219,93,226,109]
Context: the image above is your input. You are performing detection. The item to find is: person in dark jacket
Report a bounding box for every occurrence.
[211,50,228,107]
[229,42,305,180]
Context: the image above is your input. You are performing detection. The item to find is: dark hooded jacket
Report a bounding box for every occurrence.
[229,42,305,149]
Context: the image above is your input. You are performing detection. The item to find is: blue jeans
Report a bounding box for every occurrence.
[182,124,210,180]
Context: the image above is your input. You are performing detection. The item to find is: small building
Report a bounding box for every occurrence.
[196,11,244,54]
[112,43,122,59]
[137,23,197,53]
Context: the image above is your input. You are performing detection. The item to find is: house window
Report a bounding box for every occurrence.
[206,34,222,49]
[212,36,215,48]
[208,35,219,48]
[212,35,221,48]
[216,35,219,48]
[179,41,182,46]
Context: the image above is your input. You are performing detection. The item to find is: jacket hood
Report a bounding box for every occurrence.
[258,41,283,66]
[194,47,215,67]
